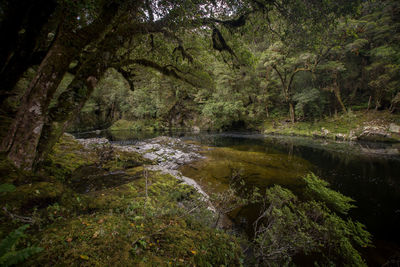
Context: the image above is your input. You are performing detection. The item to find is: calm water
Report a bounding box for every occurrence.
[74,130,400,265]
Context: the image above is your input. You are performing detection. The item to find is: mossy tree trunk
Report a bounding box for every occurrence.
[289,102,295,123]
[332,74,347,113]
[0,3,119,170]
[34,14,139,167]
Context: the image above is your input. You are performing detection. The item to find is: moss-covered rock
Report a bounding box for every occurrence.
[2,181,66,212]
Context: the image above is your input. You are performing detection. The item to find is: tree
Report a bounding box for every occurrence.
[262,42,320,123]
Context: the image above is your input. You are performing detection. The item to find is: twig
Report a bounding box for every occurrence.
[2,207,35,224]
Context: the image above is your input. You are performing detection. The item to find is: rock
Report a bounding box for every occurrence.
[77,137,109,148]
[389,123,400,134]
[321,127,330,137]
[76,135,212,209]
[357,125,398,142]
[192,126,201,133]
[335,133,346,140]
[349,130,357,141]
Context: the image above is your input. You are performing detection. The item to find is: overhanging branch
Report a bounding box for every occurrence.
[114,59,197,87]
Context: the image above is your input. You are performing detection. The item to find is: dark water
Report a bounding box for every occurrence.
[74,130,400,265]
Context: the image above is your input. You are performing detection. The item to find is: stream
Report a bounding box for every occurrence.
[74,130,400,265]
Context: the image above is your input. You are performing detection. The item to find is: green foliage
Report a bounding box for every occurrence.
[202,100,245,130]
[61,0,400,132]
[0,225,43,267]
[253,174,372,266]
[293,88,325,119]
[302,173,355,215]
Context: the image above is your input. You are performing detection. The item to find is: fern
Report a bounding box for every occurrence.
[0,225,43,267]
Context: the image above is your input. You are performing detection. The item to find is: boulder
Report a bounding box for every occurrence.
[357,125,397,142]
[192,126,201,133]
[335,133,347,140]
[389,123,400,134]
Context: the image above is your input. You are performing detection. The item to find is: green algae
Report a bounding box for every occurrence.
[180,146,313,193]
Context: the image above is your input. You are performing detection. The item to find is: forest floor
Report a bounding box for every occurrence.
[262,110,400,142]
[0,134,242,266]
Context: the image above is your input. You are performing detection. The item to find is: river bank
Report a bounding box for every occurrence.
[262,110,400,143]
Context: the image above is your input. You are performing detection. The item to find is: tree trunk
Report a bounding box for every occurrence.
[332,75,347,113]
[289,102,295,123]
[34,18,133,167]
[333,87,347,113]
[0,3,119,170]
[367,95,372,111]
[34,72,100,168]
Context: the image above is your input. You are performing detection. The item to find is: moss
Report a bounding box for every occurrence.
[0,155,29,184]
[103,150,153,171]
[48,134,97,172]
[24,170,241,266]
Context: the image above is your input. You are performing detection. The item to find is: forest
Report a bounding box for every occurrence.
[0,0,399,266]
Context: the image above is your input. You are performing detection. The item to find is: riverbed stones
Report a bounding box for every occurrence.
[76,136,210,201]
[77,137,110,148]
